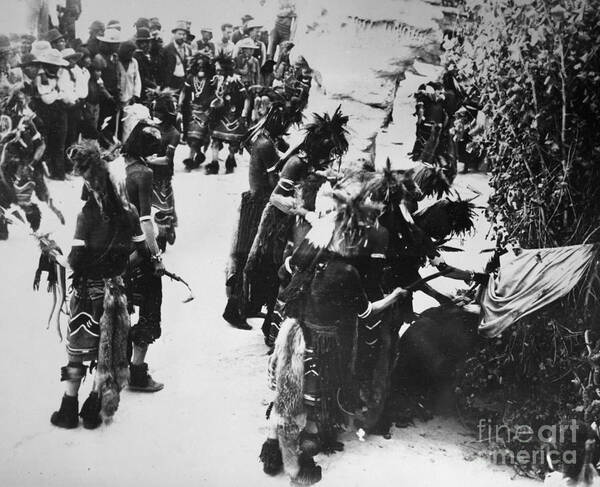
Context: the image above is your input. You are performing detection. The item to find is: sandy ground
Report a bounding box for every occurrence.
[1,1,540,486]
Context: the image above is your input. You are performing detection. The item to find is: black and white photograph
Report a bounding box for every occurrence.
[1,0,600,485]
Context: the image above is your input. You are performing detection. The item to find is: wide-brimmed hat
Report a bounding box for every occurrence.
[62,47,83,63]
[172,20,190,34]
[236,37,257,50]
[30,40,51,60]
[241,14,254,23]
[135,28,152,42]
[38,48,69,67]
[45,28,64,44]
[97,28,122,43]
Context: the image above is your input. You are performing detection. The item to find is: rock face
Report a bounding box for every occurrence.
[292,0,444,168]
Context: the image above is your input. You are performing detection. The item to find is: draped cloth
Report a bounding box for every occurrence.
[479,244,598,337]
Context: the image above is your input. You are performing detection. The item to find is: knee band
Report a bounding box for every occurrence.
[60,362,87,381]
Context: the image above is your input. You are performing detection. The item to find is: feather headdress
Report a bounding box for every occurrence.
[303,105,349,160]
[414,198,477,241]
[146,87,178,117]
[408,162,452,198]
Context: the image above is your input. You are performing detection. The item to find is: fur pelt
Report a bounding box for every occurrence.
[96,277,130,422]
[272,318,307,423]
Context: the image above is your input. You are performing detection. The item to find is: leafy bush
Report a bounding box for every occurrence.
[443,0,600,477]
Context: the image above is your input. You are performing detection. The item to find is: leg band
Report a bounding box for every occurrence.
[60,362,87,381]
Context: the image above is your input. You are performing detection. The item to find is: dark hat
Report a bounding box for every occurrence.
[0,34,10,52]
[172,20,190,34]
[149,17,162,30]
[106,20,122,31]
[118,41,137,57]
[45,28,64,44]
[89,20,105,32]
[134,17,150,29]
[135,28,152,42]
[241,14,254,23]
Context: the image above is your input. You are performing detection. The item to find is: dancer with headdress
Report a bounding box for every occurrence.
[50,141,144,429]
[205,55,247,175]
[146,88,180,251]
[0,82,64,238]
[181,53,215,171]
[259,189,408,485]
[245,106,349,341]
[223,101,291,329]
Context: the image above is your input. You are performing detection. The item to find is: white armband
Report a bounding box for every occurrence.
[358,302,373,319]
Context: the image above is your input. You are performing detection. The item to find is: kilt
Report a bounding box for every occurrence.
[187,108,211,143]
[66,278,105,361]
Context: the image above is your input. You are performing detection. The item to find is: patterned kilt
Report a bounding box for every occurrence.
[187,108,211,144]
[149,163,176,231]
[212,114,247,143]
[66,278,105,361]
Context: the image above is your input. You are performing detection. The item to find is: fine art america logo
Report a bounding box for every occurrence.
[478,419,579,466]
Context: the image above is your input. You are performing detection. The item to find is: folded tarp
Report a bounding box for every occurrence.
[479,244,598,337]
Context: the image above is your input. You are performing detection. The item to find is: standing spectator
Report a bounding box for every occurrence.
[32,48,69,179]
[58,0,81,45]
[148,18,163,85]
[46,28,66,52]
[93,27,121,142]
[26,0,57,40]
[61,47,84,149]
[267,0,297,60]
[216,23,235,59]
[234,22,266,68]
[158,21,191,92]
[235,38,260,121]
[133,28,156,101]
[84,21,104,57]
[232,14,254,44]
[117,41,141,108]
[196,28,216,59]
[83,55,111,146]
